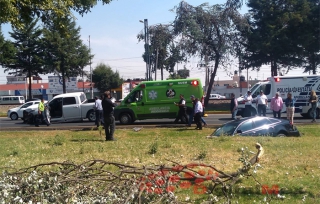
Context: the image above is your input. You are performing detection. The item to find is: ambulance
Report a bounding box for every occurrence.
[237,75,320,118]
[114,78,203,124]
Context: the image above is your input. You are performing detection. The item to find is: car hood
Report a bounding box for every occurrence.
[8,106,22,112]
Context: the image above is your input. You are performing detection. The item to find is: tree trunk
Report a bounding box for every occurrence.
[62,71,66,94]
[204,55,220,107]
[28,70,32,100]
[271,60,278,77]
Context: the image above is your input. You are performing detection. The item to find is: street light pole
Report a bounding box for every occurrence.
[140,19,149,81]
[89,35,93,98]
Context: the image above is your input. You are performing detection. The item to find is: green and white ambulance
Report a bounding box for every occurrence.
[114,78,203,124]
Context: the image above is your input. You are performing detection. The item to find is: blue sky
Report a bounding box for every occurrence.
[0,0,310,85]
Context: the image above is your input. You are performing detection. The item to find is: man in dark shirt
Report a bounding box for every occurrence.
[102,91,116,141]
[174,94,188,124]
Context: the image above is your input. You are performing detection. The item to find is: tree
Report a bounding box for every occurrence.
[173,2,248,107]
[92,63,123,93]
[244,0,312,76]
[0,0,113,29]
[0,28,16,67]
[2,19,44,100]
[299,0,320,74]
[43,16,91,93]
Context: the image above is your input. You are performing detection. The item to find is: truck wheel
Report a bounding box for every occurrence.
[119,113,132,124]
[10,112,18,120]
[87,110,96,122]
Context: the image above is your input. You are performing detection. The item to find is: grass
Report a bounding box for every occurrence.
[0,125,320,203]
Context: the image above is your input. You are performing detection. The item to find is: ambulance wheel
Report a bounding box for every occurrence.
[307,108,320,119]
[119,113,132,124]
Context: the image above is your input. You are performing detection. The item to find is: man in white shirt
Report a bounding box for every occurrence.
[244,91,253,117]
[256,90,268,116]
[194,98,203,130]
[95,96,103,127]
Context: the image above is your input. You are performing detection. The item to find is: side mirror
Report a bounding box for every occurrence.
[252,94,257,98]
[237,129,242,134]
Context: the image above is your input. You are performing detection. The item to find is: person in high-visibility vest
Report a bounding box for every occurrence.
[35,98,50,127]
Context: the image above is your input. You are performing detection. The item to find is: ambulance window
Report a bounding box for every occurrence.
[264,84,271,95]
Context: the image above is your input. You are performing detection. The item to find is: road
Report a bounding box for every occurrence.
[0,113,310,131]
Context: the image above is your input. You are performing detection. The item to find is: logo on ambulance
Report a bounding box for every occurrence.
[148,90,158,100]
[166,89,176,98]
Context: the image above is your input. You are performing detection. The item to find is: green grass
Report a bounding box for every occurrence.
[0,125,319,203]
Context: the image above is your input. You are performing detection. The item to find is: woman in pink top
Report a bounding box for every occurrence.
[270,92,283,118]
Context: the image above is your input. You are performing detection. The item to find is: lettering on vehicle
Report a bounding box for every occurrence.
[277,87,311,93]
[149,107,170,113]
[178,81,188,84]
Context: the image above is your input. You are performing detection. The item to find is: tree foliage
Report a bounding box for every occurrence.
[0,29,16,67]
[92,63,123,93]
[2,19,44,99]
[42,16,91,93]
[172,2,248,106]
[0,0,113,29]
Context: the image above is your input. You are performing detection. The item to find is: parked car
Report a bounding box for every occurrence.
[25,98,41,103]
[209,94,226,99]
[210,116,300,137]
[7,100,47,120]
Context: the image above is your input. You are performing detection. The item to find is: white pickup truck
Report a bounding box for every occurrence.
[48,92,96,122]
[25,92,96,122]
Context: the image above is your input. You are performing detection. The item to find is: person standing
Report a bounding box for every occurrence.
[35,98,50,127]
[244,91,253,117]
[256,90,268,116]
[309,90,318,122]
[230,93,238,120]
[102,91,116,141]
[194,98,203,130]
[284,92,295,125]
[200,93,208,126]
[174,94,188,124]
[94,96,103,127]
[270,92,283,118]
[186,95,196,127]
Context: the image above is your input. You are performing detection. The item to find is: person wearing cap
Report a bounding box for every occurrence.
[244,91,253,117]
[256,90,268,116]
[174,94,188,124]
[270,92,283,118]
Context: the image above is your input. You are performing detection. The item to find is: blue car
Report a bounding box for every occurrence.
[211,116,300,137]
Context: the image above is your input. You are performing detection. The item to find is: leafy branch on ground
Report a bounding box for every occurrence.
[0,143,265,203]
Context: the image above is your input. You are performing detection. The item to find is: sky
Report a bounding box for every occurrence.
[0,0,313,86]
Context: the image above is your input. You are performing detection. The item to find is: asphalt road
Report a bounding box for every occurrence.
[0,113,310,131]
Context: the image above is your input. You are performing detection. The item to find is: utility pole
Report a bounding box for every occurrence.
[140,19,149,81]
[155,48,158,81]
[89,35,93,98]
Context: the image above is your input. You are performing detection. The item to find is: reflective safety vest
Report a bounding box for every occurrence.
[39,102,45,112]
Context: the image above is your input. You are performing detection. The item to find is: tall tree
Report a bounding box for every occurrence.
[0,28,16,67]
[299,0,320,74]
[0,0,113,29]
[173,2,248,106]
[2,19,44,99]
[43,16,91,93]
[92,63,123,93]
[245,0,310,76]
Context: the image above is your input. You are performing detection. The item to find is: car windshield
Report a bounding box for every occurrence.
[212,121,242,136]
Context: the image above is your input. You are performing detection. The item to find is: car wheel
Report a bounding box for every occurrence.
[87,110,96,122]
[10,112,18,120]
[276,133,287,137]
[119,113,132,124]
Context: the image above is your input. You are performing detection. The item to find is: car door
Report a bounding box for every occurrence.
[18,102,37,117]
[235,119,255,136]
[252,117,273,136]
[62,97,81,120]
